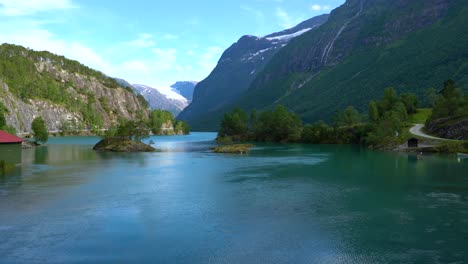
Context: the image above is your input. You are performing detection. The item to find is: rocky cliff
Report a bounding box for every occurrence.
[426,117,468,140]
[0,44,150,134]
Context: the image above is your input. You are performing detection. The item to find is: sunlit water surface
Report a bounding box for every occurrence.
[0,133,467,263]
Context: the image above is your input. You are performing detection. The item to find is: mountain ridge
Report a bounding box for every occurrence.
[177,14,329,125]
[132,84,188,117]
[181,0,468,131]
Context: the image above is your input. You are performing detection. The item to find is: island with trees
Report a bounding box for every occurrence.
[93,109,190,152]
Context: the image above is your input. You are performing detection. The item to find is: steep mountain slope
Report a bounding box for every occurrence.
[190,0,468,130]
[178,14,329,128]
[170,81,198,102]
[0,44,150,133]
[114,78,136,92]
[133,84,188,116]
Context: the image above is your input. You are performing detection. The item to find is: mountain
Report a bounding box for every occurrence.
[181,0,468,131]
[0,43,150,134]
[177,14,329,129]
[170,81,198,102]
[114,78,136,92]
[133,84,188,117]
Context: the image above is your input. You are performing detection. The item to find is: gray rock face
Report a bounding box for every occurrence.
[0,61,149,134]
[426,117,468,140]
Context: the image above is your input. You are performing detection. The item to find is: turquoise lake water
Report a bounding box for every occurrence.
[0,132,467,263]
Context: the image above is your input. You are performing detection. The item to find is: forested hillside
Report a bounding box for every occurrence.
[186,0,468,131]
[0,44,150,134]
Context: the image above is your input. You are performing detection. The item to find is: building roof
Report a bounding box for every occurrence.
[0,130,24,144]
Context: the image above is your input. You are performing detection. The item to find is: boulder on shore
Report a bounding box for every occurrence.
[93,138,156,152]
[21,140,39,149]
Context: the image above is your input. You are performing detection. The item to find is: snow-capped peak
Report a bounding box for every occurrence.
[265,28,312,41]
[134,84,187,102]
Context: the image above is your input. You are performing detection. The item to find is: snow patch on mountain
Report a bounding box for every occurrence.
[133,84,189,116]
[265,28,312,41]
[139,84,187,101]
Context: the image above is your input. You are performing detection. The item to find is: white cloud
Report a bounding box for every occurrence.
[127,33,156,48]
[275,7,303,29]
[198,46,223,72]
[0,27,111,74]
[0,0,77,16]
[152,48,177,66]
[0,13,221,92]
[310,4,331,12]
[241,5,266,35]
[121,60,150,74]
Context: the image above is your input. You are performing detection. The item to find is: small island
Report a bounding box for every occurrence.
[212,144,254,154]
[93,138,155,152]
[92,119,157,153]
[91,110,191,153]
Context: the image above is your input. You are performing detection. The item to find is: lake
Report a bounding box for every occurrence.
[0,133,467,263]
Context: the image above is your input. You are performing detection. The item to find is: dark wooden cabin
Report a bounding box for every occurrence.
[408,138,419,148]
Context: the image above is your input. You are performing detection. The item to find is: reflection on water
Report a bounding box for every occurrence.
[0,144,22,176]
[0,133,467,264]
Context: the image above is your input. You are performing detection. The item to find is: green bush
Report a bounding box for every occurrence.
[31,117,48,144]
[150,110,174,135]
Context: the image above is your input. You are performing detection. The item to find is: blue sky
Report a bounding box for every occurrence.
[0,0,344,90]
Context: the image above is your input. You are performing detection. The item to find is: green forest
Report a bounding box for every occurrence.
[218,80,468,151]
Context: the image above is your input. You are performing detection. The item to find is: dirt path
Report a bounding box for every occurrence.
[409,124,444,140]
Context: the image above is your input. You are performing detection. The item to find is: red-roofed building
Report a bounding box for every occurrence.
[0,130,24,144]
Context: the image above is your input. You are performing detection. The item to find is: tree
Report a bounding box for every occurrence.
[400,93,418,115]
[302,121,330,144]
[32,116,49,144]
[425,88,438,107]
[368,100,380,122]
[0,101,7,128]
[338,106,362,127]
[115,119,150,142]
[255,105,302,142]
[0,102,16,135]
[431,80,466,120]
[249,109,257,132]
[150,110,174,135]
[0,110,5,128]
[218,108,249,140]
[174,120,190,135]
[393,101,408,122]
[380,87,398,112]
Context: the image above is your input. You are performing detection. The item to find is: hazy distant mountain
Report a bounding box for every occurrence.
[133,84,188,117]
